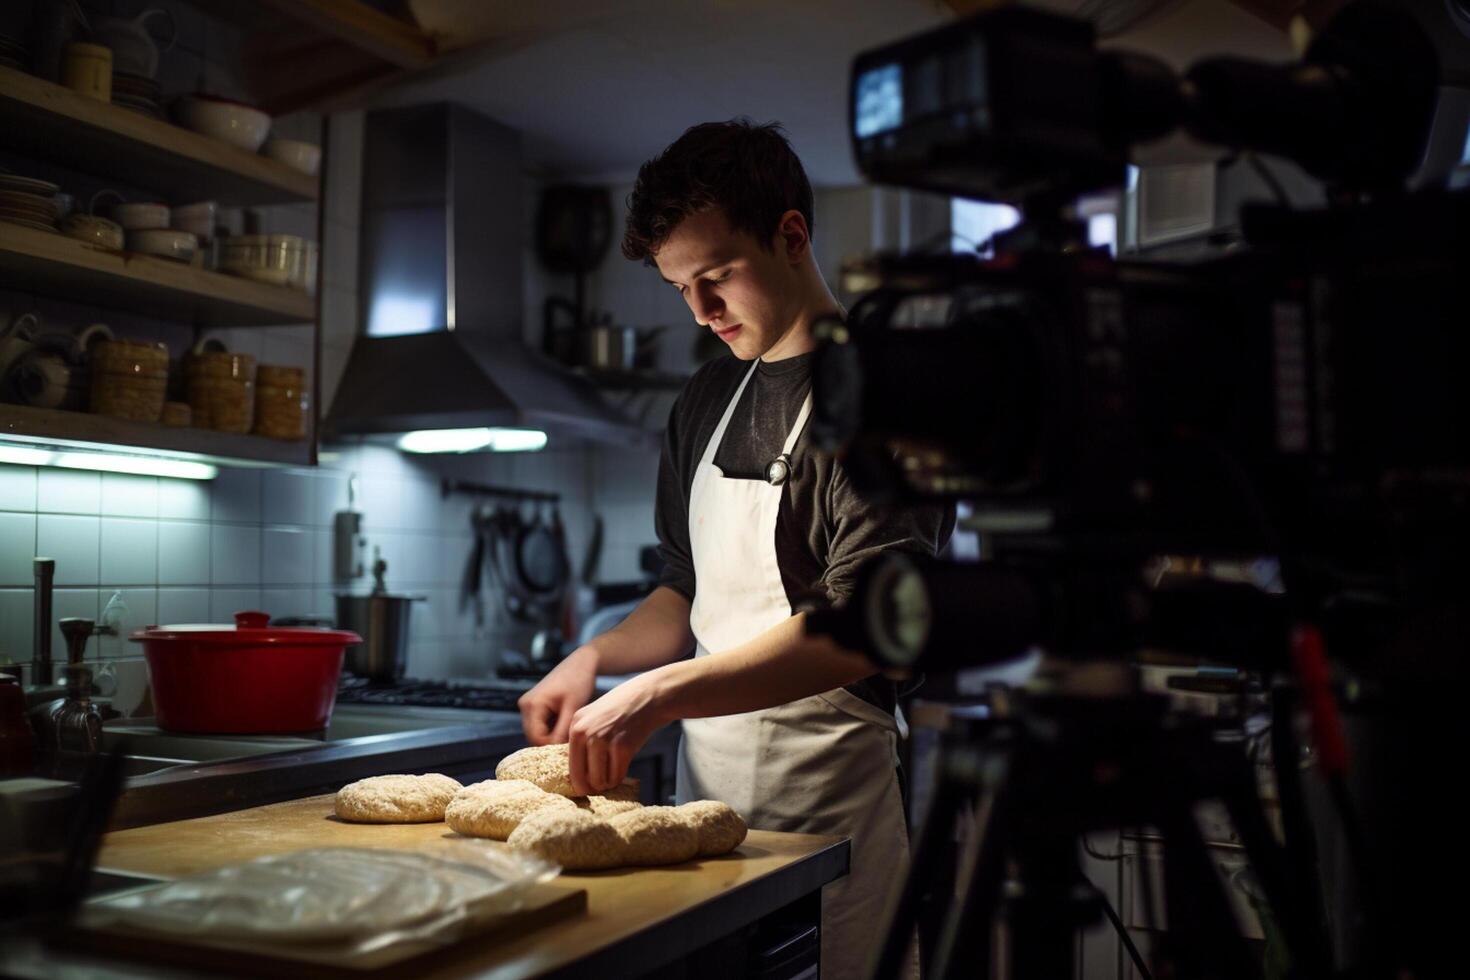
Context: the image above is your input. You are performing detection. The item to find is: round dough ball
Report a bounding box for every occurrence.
[507,809,626,870]
[579,795,642,817]
[677,800,748,857]
[334,773,463,823]
[495,744,575,796]
[446,783,577,840]
[608,806,700,866]
[454,778,543,801]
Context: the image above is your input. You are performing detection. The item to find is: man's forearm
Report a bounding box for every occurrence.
[647,613,875,720]
[582,585,696,675]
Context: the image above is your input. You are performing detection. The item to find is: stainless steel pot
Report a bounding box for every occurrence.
[334,592,422,681]
[576,325,665,371]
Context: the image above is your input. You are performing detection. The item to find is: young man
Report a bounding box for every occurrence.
[518,119,951,976]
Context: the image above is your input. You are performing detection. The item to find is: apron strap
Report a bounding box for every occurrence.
[780,390,814,456]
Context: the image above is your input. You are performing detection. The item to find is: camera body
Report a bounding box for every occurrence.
[816,2,1469,673]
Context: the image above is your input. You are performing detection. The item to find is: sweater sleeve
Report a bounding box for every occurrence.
[654,391,696,601]
[816,458,956,607]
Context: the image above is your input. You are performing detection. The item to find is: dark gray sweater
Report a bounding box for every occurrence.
[655,351,955,712]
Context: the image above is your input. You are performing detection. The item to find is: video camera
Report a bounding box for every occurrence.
[811,5,1470,978]
[812,1,1470,676]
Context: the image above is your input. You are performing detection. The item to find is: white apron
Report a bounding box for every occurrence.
[675,360,915,979]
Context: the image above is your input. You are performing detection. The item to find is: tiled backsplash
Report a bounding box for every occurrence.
[0,437,662,716]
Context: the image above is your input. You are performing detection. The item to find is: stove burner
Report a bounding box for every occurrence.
[336,675,526,712]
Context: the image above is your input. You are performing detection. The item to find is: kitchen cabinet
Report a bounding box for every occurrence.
[0,65,321,468]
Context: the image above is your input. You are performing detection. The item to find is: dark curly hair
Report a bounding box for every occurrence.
[621,118,815,262]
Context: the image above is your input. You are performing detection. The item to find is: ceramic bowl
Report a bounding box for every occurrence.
[59,213,124,250]
[176,95,271,152]
[262,139,321,176]
[111,202,171,231]
[170,200,217,242]
[128,228,198,263]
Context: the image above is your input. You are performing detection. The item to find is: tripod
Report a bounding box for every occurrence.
[871,678,1333,979]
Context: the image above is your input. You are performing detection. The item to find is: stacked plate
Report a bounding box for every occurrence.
[0,33,27,72]
[0,175,61,233]
[112,73,164,119]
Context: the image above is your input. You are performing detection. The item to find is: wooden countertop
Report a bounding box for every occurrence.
[94,794,849,979]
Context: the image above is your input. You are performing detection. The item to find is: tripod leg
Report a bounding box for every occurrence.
[1158,807,1264,980]
[1217,744,1333,978]
[869,740,983,979]
[929,743,1015,979]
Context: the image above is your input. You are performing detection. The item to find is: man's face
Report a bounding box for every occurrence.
[652,209,801,361]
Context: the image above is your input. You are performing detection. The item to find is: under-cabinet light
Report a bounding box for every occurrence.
[0,445,217,480]
[396,427,547,454]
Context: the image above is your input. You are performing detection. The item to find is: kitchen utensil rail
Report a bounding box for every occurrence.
[440,478,559,503]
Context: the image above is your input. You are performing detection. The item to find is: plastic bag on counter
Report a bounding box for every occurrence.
[90,844,560,951]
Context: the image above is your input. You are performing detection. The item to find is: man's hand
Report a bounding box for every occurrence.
[518,646,598,745]
[567,670,670,795]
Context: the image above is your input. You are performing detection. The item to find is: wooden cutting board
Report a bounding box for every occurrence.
[91,794,849,980]
[78,794,588,977]
[95,793,547,876]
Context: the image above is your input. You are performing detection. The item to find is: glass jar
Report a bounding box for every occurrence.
[253,364,307,440]
[186,351,256,433]
[89,339,169,422]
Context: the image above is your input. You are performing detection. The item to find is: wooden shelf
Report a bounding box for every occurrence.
[0,403,313,467]
[0,66,318,206]
[0,222,315,326]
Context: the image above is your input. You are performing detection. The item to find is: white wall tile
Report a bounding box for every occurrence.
[261,588,314,620]
[0,464,37,511]
[51,588,100,661]
[158,522,210,586]
[0,589,33,670]
[210,589,262,622]
[313,471,351,528]
[103,657,151,718]
[211,524,261,585]
[262,526,313,585]
[399,474,439,532]
[312,528,334,585]
[37,469,101,515]
[0,512,36,586]
[211,468,262,524]
[95,588,157,660]
[107,587,157,635]
[157,477,211,521]
[359,473,403,531]
[37,514,99,585]
[262,469,314,526]
[101,474,159,518]
[436,533,473,586]
[100,518,158,586]
[157,587,211,625]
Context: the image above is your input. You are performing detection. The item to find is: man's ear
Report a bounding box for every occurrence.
[774,209,810,264]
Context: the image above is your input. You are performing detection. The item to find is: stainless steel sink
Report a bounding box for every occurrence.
[101,704,518,773]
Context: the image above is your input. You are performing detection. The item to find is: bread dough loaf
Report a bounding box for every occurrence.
[445,781,577,840]
[608,806,700,866]
[580,795,642,817]
[601,780,641,804]
[677,800,748,856]
[333,773,463,823]
[495,743,576,796]
[506,809,626,870]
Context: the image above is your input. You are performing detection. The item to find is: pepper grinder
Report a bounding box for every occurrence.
[49,618,102,757]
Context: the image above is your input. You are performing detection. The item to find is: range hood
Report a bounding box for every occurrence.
[324,103,648,448]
